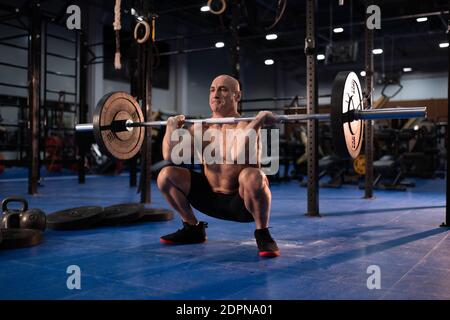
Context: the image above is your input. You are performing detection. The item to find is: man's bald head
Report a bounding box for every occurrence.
[209,75,242,116]
[212,75,240,92]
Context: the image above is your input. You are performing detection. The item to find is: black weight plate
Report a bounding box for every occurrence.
[139,208,174,222]
[0,228,44,250]
[93,92,145,160]
[98,203,144,226]
[47,206,104,230]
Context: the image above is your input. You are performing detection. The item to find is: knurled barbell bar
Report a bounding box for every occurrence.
[75,71,427,160]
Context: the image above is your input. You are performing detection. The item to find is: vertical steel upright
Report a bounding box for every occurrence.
[28,1,41,195]
[364,0,374,199]
[139,2,153,203]
[78,23,88,184]
[230,0,240,81]
[443,9,449,227]
[305,0,319,216]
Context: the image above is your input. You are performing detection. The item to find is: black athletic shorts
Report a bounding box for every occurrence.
[186,169,254,223]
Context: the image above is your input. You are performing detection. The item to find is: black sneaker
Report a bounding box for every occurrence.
[254,228,280,257]
[160,221,208,245]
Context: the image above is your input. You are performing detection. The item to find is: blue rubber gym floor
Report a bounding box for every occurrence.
[0,171,448,300]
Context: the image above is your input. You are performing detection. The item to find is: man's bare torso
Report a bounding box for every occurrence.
[191,121,260,194]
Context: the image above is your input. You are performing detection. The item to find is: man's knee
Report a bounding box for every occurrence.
[157,166,191,196]
[239,168,269,195]
[157,166,178,192]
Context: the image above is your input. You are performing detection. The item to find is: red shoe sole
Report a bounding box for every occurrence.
[160,238,177,245]
[259,250,280,257]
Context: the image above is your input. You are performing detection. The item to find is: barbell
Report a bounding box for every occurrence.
[75,71,427,160]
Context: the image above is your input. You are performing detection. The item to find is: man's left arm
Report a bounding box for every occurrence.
[231,111,277,164]
[244,111,278,131]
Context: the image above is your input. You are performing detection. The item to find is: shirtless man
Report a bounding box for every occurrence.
[157,75,280,257]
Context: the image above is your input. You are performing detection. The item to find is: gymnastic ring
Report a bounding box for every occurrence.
[134,20,150,44]
[207,0,227,15]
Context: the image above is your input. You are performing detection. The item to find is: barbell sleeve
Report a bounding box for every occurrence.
[355,107,427,120]
[76,123,94,132]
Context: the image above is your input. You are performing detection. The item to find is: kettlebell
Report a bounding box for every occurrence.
[20,208,47,231]
[1,197,28,229]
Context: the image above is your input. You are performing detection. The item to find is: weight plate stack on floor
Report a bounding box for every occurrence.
[0,229,44,250]
[139,208,174,222]
[47,206,104,230]
[97,203,145,226]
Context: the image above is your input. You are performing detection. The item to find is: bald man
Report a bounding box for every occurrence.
[157,75,280,257]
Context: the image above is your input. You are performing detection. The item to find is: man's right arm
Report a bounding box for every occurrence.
[162,115,185,161]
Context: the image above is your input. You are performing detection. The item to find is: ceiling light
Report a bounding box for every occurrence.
[416,17,428,22]
[215,42,225,48]
[403,67,412,72]
[200,5,210,12]
[266,33,278,40]
[317,54,325,60]
[439,42,449,48]
[360,71,366,77]
[372,48,383,55]
[333,27,344,33]
[265,59,274,65]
